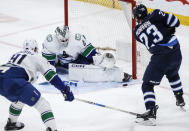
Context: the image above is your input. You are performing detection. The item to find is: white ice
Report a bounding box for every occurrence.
[0,0,189,131]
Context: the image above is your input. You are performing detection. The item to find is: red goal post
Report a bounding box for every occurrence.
[119,0,137,79]
[64,0,68,26]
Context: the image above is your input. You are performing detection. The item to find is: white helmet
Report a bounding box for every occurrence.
[55,25,69,47]
[23,39,38,53]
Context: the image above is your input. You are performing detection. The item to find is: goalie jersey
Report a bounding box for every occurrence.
[42,33,97,68]
[134,9,180,54]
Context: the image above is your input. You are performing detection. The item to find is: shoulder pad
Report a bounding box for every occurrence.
[153,9,160,13]
[82,34,86,39]
[74,33,86,41]
[75,33,82,41]
[154,9,166,17]
[46,34,53,42]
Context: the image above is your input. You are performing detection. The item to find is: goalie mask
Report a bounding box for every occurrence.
[23,39,38,53]
[55,25,69,47]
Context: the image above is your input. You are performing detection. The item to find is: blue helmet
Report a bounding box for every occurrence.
[133,4,148,20]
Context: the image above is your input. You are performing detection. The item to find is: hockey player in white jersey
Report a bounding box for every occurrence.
[42,25,132,82]
[0,39,74,131]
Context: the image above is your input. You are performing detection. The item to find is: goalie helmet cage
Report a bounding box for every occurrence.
[64,0,143,79]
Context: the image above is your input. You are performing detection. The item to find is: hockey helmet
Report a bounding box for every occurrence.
[133,4,148,20]
[55,25,69,47]
[23,39,38,53]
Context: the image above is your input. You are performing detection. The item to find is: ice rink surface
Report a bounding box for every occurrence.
[0,0,189,131]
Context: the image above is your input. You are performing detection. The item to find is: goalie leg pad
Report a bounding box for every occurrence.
[69,64,124,82]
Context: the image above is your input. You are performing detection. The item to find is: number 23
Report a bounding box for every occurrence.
[139,25,163,49]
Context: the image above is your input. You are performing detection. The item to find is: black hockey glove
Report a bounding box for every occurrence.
[168,27,176,34]
[61,86,74,102]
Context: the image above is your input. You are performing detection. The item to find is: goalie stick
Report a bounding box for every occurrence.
[75,98,140,116]
[39,80,78,87]
[38,79,141,90]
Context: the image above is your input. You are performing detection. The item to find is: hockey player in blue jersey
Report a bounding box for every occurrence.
[132,4,185,125]
[0,39,74,131]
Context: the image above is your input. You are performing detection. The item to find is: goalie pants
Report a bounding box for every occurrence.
[142,44,183,110]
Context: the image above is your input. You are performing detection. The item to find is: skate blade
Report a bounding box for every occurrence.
[4,129,19,131]
[4,126,24,131]
[4,128,24,131]
[135,118,156,126]
[179,106,187,112]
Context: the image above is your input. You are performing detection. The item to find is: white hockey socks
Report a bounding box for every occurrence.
[9,101,24,123]
[34,97,57,130]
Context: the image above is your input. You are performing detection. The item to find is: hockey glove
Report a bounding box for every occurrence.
[61,86,74,101]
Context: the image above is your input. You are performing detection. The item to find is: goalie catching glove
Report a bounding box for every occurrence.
[93,52,116,68]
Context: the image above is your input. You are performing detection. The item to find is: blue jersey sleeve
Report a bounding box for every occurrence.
[49,75,66,91]
[81,43,97,63]
[152,9,180,28]
[43,69,66,91]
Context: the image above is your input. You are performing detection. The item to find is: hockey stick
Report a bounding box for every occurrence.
[75,98,139,116]
[39,80,78,87]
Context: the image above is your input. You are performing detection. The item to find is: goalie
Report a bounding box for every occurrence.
[42,25,132,82]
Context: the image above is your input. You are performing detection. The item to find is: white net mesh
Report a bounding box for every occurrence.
[68,0,131,48]
[66,0,151,79]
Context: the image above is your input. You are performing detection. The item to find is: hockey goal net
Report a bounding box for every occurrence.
[64,0,151,79]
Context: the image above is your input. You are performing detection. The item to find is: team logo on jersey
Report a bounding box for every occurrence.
[46,34,53,42]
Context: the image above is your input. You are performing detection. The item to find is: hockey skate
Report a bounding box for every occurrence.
[135,105,159,126]
[175,92,185,107]
[46,127,58,131]
[4,118,24,131]
[122,73,132,82]
[175,92,186,111]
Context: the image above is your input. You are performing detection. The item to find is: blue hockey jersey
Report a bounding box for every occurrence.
[134,9,180,54]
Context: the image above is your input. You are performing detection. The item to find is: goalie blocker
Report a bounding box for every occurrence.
[69,52,132,82]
